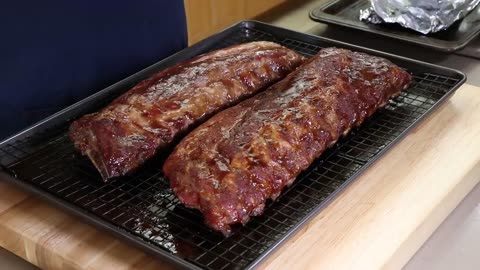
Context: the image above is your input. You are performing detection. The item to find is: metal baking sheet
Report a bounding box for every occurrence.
[309,0,480,52]
[0,21,466,270]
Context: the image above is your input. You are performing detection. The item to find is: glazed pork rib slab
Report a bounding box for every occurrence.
[69,41,305,180]
[163,47,412,235]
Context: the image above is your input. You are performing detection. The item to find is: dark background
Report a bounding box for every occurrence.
[0,1,187,140]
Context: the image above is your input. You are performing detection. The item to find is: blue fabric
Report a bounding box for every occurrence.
[0,1,187,140]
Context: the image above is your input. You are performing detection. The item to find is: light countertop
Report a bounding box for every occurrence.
[1,0,480,269]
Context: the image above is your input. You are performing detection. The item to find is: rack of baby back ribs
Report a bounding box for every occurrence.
[0,21,465,270]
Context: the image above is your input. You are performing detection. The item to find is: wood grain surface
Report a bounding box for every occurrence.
[0,84,479,270]
[184,0,288,44]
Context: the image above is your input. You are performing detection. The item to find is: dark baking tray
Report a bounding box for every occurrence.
[309,0,480,52]
[0,21,466,270]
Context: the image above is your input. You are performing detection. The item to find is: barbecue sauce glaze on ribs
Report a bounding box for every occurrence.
[69,41,305,180]
[164,48,412,235]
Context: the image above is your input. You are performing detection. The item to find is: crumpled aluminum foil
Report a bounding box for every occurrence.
[359,0,480,34]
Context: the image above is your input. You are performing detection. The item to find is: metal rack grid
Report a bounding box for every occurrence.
[0,23,461,270]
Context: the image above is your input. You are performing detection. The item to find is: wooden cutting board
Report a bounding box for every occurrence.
[1,84,480,270]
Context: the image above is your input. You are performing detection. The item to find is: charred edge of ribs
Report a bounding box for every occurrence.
[69,41,306,180]
[163,47,412,235]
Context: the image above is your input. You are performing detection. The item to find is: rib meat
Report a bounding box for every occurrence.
[163,48,412,235]
[69,41,305,180]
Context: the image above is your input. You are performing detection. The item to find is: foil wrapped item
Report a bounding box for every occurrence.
[360,0,480,34]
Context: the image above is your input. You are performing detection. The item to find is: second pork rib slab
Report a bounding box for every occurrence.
[164,48,412,235]
[69,41,305,180]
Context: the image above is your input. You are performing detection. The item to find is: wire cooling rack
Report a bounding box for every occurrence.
[0,21,464,270]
